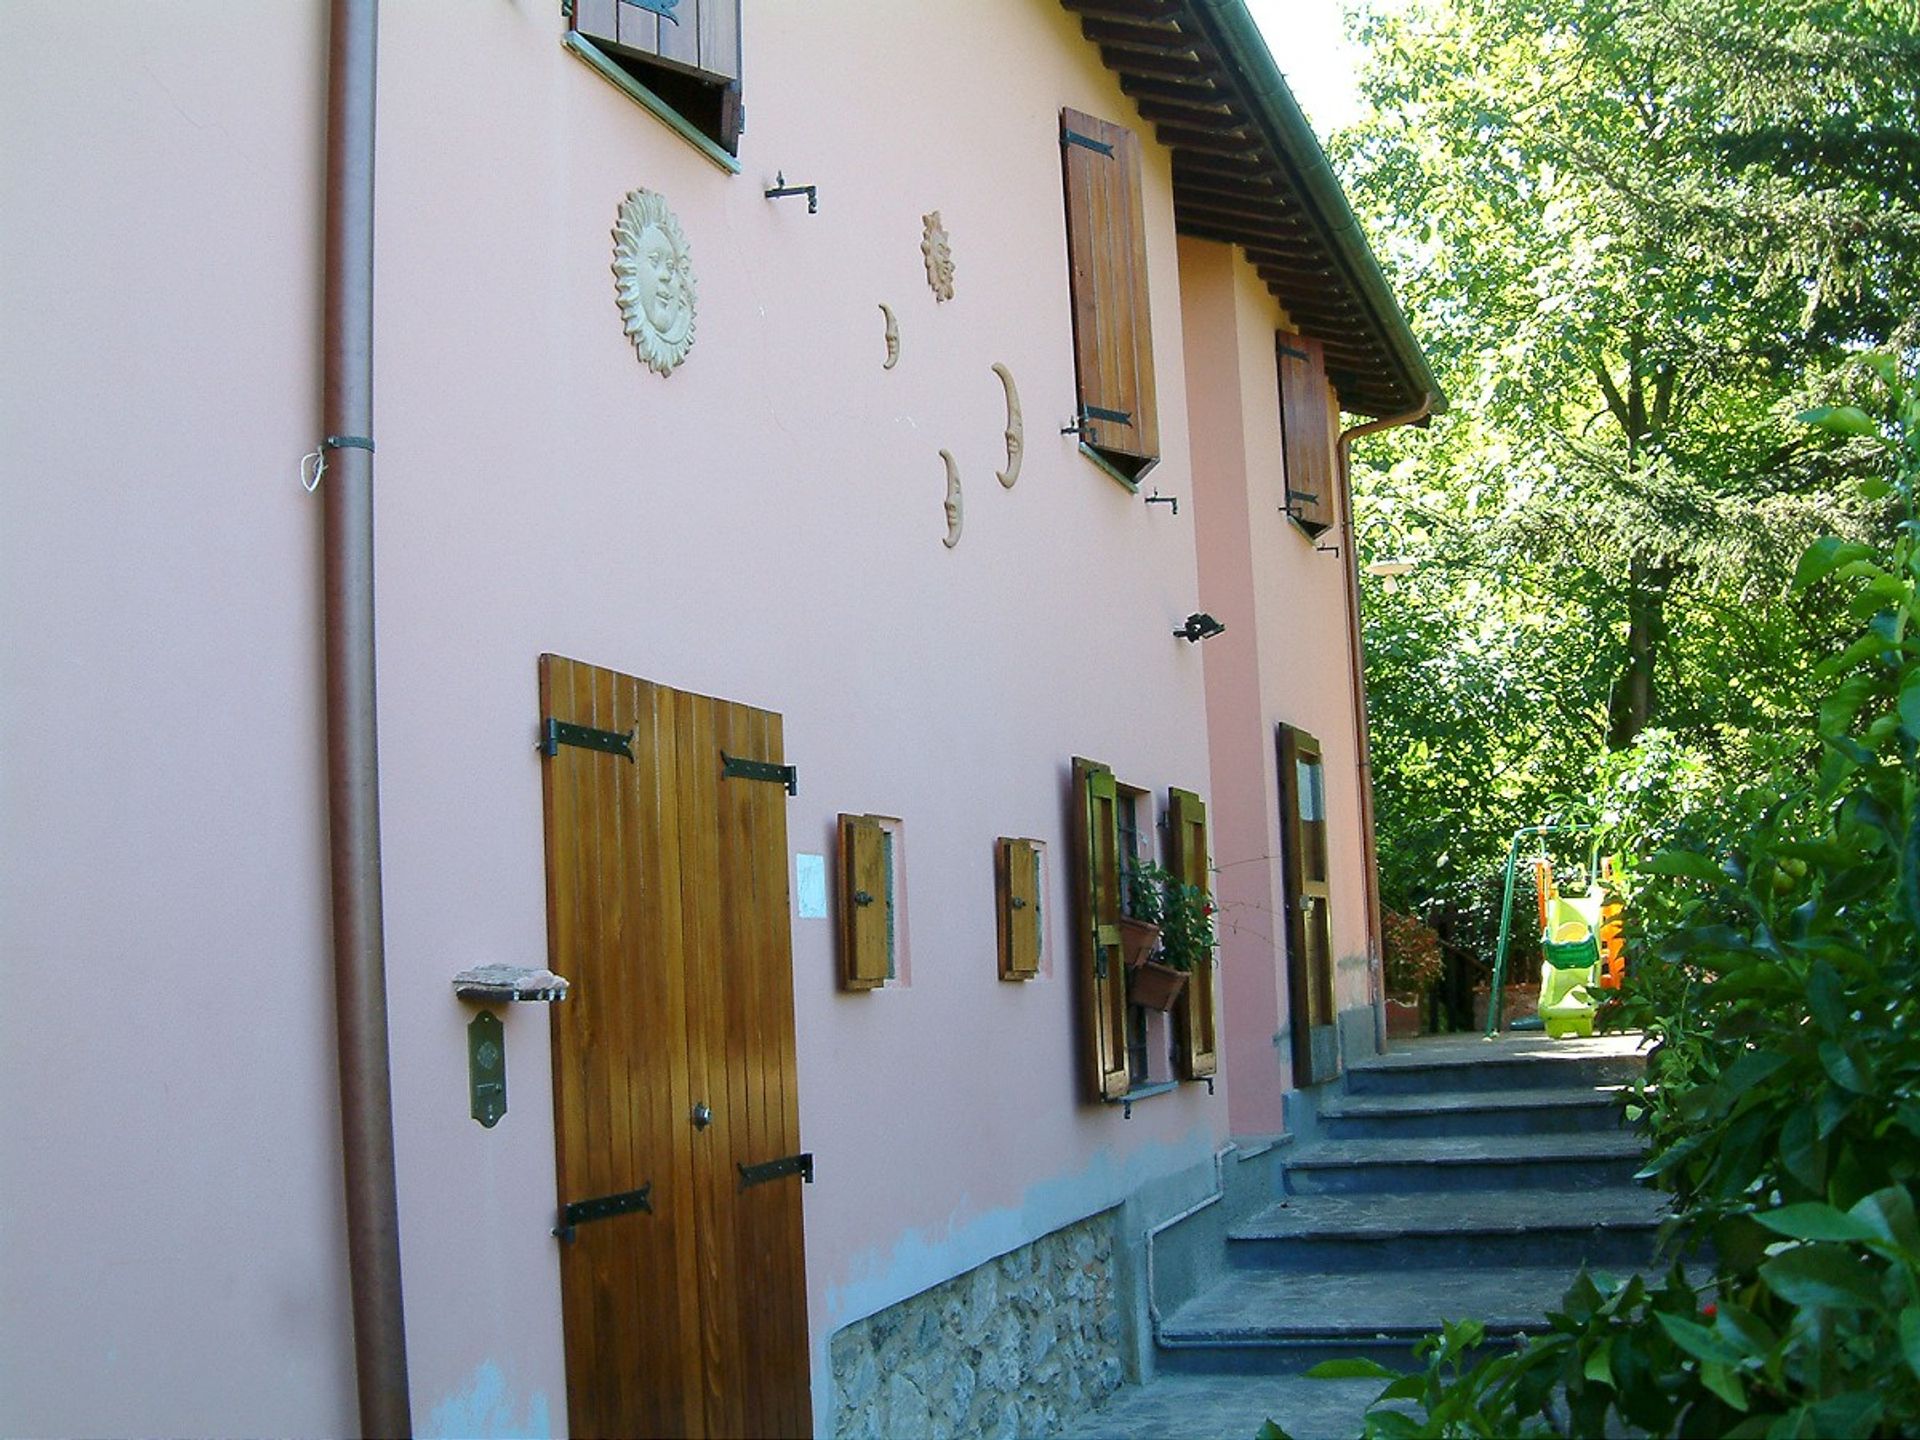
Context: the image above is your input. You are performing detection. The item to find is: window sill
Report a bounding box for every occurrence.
[563,33,742,176]
[1110,1080,1179,1119]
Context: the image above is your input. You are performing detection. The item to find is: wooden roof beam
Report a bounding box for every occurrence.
[1077,17,1193,50]
[1061,0,1183,20]
[1133,96,1242,127]
[1118,72,1228,104]
[1175,194,1308,230]
[1176,217,1293,247]
[1098,45,1211,79]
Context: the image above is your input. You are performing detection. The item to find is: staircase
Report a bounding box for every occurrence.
[1156,1033,1660,1376]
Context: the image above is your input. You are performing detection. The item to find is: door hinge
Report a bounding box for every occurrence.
[553,1182,653,1243]
[538,717,634,761]
[1061,404,1133,440]
[1061,128,1115,156]
[722,753,797,796]
[739,1152,813,1190]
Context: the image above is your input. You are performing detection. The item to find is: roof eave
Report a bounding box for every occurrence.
[1187,0,1444,417]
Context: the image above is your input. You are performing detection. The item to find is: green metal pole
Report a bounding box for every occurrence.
[1486,830,1524,1038]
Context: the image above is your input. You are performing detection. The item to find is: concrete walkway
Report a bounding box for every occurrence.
[1059,1373,1389,1440]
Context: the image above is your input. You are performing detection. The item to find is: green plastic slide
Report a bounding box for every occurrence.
[1539,896,1601,1038]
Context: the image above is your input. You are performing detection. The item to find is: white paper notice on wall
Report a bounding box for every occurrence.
[795,853,828,919]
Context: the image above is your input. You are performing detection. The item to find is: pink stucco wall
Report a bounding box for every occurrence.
[1179,237,1378,1138]
[1,6,357,1436]
[4,3,1272,1435]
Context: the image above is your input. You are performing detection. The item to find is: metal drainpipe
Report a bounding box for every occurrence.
[322,0,412,1433]
[1335,394,1436,1054]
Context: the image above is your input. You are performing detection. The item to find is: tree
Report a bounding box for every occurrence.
[1331,0,1916,981]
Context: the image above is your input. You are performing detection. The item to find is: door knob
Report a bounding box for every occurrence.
[692,1102,713,1130]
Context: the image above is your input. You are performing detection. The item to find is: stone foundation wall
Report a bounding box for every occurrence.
[828,1211,1125,1439]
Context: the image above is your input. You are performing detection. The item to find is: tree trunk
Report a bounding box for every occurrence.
[1607,554,1673,750]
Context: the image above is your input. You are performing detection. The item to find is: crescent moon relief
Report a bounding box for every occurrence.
[879,303,900,370]
[992,363,1023,488]
[940,450,963,549]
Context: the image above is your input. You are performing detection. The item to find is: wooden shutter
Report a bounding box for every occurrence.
[1072,759,1132,1100]
[1061,108,1159,485]
[1279,724,1339,1084]
[1167,787,1217,1080]
[1278,333,1336,533]
[996,838,1043,981]
[838,814,890,990]
[572,0,744,153]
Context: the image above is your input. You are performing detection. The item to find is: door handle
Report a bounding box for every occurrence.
[692,1101,713,1130]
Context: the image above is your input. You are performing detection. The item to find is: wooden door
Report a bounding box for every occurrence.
[1279,724,1340,1085]
[541,655,811,1439]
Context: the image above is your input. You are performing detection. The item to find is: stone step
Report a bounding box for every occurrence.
[1057,1372,1396,1440]
[1226,1186,1668,1271]
[1343,1046,1646,1097]
[1155,1263,1607,1375]
[1319,1085,1635,1140]
[1282,1132,1646,1195]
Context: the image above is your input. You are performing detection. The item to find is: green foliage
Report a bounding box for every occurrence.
[1327,363,1920,1437]
[1122,859,1216,973]
[1342,0,1904,1003]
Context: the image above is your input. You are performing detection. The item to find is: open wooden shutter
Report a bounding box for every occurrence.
[1278,333,1336,533]
[1061,108,1159,486]
[1071,759,1132,1100]
[838,813,889,990]
[1279,724,1340,1084]
[1167,787,1217,1080]
[572,0,744,153]
[996,837,1043,981]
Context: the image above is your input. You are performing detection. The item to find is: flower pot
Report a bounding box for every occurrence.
[1384,997,1423,1038]
[1118,917,1161,971]
[1472,984,1538,1030]
[1128,960,1187,1012]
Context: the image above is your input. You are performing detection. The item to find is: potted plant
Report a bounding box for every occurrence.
[1118,858,1167,971]
[1127,866,1216,1012]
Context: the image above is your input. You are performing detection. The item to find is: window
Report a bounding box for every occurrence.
[567,0,743,169]
[1070,760,1218,1102]
[838,813,905,990]
[1277,333,1337,533]
[1278,724,1338,1083]
[1060,109,1160,488]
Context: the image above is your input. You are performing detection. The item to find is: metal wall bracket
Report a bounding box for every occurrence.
[763,171,818,213]
[553,1182,654,1243]
[1145,492,1179,515]
[538,717,634,761]
[721,753,797,795]
[739,1153,814,1190]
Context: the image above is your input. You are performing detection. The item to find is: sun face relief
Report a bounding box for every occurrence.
[612,188,697,376]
